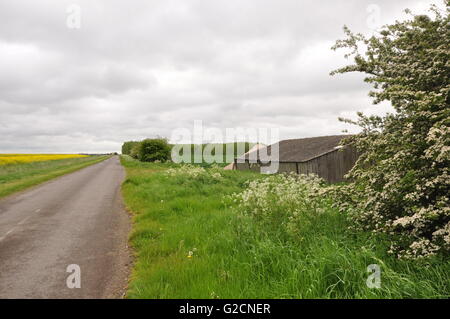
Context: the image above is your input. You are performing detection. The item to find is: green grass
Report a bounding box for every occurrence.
[0,155,110,198]
[121,156,450,299]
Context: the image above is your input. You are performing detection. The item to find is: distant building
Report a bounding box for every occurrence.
[233,135,358,183]
[223,143,265,170]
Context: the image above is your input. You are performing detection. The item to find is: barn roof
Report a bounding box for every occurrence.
[238,135,352,163]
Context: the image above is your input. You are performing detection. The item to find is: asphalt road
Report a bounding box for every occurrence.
[0,156,130,299]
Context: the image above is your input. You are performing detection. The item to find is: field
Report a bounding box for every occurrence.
[121,156,450,299]
[173,142,257,166]
[123,141,257,167]
[0,155,110,198]
[0,154,88,165]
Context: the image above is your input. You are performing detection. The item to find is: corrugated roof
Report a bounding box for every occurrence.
[238,135,351,163]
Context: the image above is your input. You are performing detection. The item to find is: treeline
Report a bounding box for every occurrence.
[122,139,256,164]
[122,138,171,162]
[173,142,254,163]
[121,141,141,157]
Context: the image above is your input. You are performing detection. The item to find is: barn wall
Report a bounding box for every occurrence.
[234,146,358,183]
[302,146,358,183]
[248,162,260,172]
[238,162,298,174]
[235,162,250,170]
[278,162,297,174]
[235,161,263,172]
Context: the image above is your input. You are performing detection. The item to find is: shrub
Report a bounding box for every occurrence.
[138,138,171,162]
[331,5,449,258]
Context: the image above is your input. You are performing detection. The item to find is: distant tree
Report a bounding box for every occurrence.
[121,141,140,155]
[138,138,171,162]
[130,143,141,159]
[331,4,449,258]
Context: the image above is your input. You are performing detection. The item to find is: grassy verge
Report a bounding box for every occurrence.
[121,156,449,298]
[0,155,110,199]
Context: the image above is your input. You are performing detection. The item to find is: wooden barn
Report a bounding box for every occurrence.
[233,135,358,183]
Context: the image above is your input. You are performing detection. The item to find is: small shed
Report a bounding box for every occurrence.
[233,135,358,183]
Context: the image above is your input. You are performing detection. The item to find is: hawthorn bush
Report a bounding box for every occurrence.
[331,4,449,258]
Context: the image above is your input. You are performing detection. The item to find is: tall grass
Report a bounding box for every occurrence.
[121,157,449,299]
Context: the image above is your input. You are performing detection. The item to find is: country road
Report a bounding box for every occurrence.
[0,156,130,299]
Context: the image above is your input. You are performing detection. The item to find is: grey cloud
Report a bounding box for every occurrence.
[0,0,442,153]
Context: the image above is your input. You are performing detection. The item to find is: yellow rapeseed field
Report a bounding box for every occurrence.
[0,154,88,165]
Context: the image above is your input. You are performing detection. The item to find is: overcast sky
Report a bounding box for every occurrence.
[0,0,443,153]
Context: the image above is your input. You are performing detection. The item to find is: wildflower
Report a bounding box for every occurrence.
[165,164,223,180]
[229,173,329,237]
